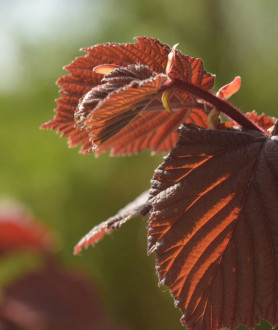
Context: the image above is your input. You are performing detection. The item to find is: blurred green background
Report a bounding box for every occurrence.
[1,0,278,329]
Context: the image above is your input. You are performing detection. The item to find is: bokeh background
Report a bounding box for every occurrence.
[1,0,278,329]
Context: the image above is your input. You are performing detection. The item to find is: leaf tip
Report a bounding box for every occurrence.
[166,43,179,76]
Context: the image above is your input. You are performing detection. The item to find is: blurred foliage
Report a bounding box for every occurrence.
[1,0,278,329]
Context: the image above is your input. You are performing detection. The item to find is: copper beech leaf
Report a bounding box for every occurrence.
[148,123,278,330]
[41,37,214,155]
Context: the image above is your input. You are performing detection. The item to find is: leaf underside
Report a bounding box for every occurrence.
[148,124,278,330]
[41,37,214,155]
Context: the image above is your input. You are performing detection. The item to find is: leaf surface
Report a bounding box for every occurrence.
[148,124,278,329]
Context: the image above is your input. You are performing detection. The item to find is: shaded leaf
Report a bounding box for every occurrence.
[148,124,278,329]
[74,191,150,255]
[0,264,126,330]
[42,37,214,155]
[0,202,52,255]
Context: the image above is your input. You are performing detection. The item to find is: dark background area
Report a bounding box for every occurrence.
[1,0,278,329]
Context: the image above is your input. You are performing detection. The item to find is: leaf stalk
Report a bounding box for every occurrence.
[162,78,265,134]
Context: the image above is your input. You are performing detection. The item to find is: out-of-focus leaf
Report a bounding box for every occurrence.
[41,37,214,155]
[0,264,126,330]
[0,202,52,255]
[74,191,150,255]
[148,123,278,329]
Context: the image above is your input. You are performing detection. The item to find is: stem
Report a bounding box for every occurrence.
[162,78,265,134]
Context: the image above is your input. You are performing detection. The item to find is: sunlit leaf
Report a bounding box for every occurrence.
[42,37,214,155]
[245,110,276,131]
[216,76,241,100]
[148,123,278,329]
[97,108,209,156]
[85,75,167,147]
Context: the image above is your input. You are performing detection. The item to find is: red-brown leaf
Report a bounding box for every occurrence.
[148,124,278,329]
[97,108,209,156]
[41,37,214,155]
[74,191,150,255]
[84,74,167,147]
[245,110,276,131]
[0,202,52,254]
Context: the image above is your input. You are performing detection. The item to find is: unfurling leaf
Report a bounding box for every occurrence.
[83,72,167,146]
[148,124,278,329]
[41,37,215,156]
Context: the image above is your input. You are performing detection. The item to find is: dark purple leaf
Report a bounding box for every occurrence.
[148,123,278,329]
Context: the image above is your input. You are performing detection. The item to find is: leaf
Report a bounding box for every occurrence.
[0,202,52,254]
[82,70,167,147]
[148,123,278,329]
[216,76,241,100]
[97,108,209,156]
[74,191,150,255]
[0,264,126,330]
[245,110,276,131]
[41,37,214,155]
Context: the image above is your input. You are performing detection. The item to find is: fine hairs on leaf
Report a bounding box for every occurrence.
[42,37,278,330]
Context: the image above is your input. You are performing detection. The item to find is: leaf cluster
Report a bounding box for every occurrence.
[42,37,278,330]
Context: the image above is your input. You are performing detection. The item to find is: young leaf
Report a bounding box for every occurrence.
[74,191,150,255]
[148,123,278,329]
[216,76,241,100]
[41,37,215,155]
[96,107,209,156]
[83,72,167,146]
[245,111,275,132]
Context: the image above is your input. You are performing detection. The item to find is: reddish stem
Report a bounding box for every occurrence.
[162,78,265,134]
